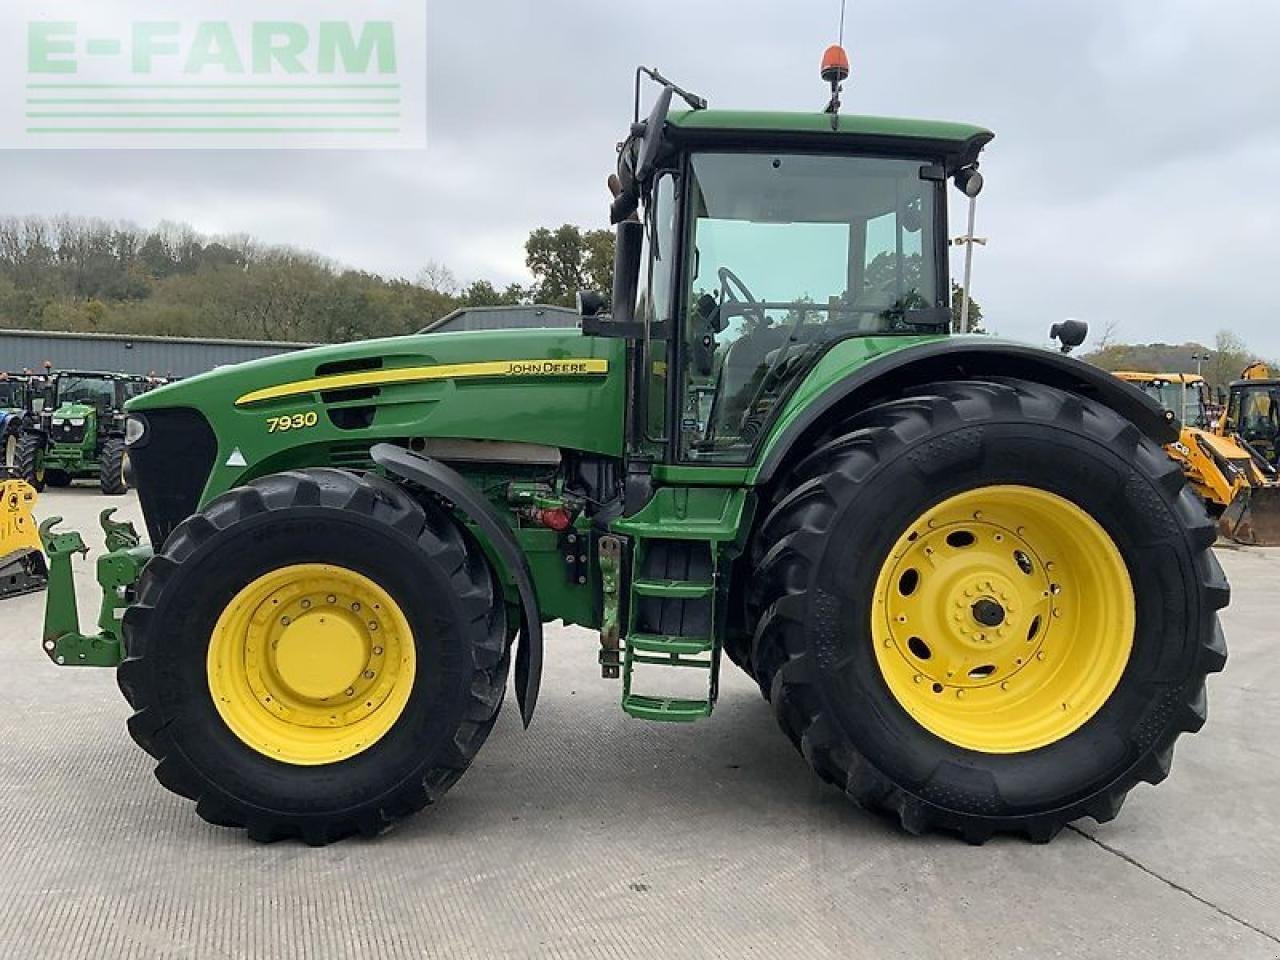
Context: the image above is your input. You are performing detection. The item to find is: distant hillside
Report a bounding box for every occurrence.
[0,216,611,344]
[1082,332,1274,391]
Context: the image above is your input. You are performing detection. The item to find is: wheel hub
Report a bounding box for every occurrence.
[207,564,416,765]
[971,597,1005,628]
[273,611,368,700]
[871,485,1135,753]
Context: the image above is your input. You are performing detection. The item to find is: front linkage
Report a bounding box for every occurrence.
[38,510,150,667]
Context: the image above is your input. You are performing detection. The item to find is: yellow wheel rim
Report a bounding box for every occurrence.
[871,485,1135,754]
[207,563,416,765]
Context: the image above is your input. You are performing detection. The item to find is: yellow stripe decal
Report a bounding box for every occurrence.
[236,358,609,407]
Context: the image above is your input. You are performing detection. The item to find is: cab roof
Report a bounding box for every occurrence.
[666,110,994,169]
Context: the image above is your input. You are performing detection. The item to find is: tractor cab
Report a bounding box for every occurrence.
[586,69,991,469]
[1,373,51,470]
[1114,372,1213,429]
[1223,375,1280,467]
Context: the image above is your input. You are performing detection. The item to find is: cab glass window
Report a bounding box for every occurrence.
[678,152,940,462]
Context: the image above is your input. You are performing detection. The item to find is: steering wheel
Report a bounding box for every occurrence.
[717,266,768,328]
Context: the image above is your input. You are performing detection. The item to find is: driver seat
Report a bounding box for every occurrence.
[711,325,789,439]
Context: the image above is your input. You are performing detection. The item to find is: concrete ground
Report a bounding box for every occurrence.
[0,487,1277,960]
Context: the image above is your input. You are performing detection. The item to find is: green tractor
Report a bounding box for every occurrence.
[18,371,158,495]
[39,66,1227,846]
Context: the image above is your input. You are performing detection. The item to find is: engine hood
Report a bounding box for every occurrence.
[50,402,96,421]
[127,327,626,509]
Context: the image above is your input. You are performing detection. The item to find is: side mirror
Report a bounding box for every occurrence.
[582,220,646,339]
[1050,319,1089,354]
[576,290,607,319]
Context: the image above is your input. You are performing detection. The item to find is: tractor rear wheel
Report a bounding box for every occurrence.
[750,379,1228,843]
[118,468,509,844]
[14,433,44,492]
[99,438,128,495]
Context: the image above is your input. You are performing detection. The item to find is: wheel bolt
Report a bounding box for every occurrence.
[301,599,311,609]
[352,602,362,612]
[280,616,291,626]
[345,687,355,696]
[368,622,378,632]
[327,595,337,604]
[363,670,374,679]
[372,646,383,656]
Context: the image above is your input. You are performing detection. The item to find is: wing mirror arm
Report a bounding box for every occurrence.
[582,220,660,339]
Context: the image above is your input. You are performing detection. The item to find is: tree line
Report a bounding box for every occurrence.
[1082,329,1275,392]
[0,216,614,344]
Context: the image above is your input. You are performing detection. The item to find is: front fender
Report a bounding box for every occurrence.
[370,443,543,727]
[756,339,1177,484]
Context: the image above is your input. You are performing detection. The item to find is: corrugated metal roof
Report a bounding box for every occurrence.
[0,328,317,379]
[420,305,579,334]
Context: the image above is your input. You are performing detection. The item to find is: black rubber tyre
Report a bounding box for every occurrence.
[99,438,128,495]
[750,379,1229,843]
[118,468,509,845]
[14,432,45,492]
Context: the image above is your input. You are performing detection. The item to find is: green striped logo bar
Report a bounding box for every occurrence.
[6,2,426,149]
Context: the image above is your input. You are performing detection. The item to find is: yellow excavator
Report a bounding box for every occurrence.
[1115,370,1280,545]
[0,473,47,599]
[1215,363,1280,543]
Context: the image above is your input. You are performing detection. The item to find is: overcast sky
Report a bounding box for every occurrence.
[1,0,1277,356]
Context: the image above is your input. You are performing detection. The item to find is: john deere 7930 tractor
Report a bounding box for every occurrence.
[40,66,1228,846]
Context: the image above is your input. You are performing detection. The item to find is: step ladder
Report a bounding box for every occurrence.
[610,487,750,723]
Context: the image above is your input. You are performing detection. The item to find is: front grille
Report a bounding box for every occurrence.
[51,422,86,444]
[130,409,217,548]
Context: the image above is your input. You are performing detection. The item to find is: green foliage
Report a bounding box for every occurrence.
[0,215,586,344]
[524,224,615,307]
[951,280,985,334]
[459,279,531,308]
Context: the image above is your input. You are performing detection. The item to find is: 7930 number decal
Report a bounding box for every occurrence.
[267,411,319,433]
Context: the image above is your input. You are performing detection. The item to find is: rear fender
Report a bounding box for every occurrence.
[370,443,543,727]
[756,341,1178,485]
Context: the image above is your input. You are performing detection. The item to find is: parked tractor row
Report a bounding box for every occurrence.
[1,369,169,496]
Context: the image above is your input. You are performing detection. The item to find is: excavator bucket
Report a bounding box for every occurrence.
[1219,485,1280,546]
[0,476,47,599]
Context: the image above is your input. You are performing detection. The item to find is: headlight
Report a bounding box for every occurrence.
[68,417,85,427]
[125,414,149,448]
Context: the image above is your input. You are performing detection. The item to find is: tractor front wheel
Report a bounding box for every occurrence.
[751,379,1228,843]
[99,438,128,495]
[14,433,45,492]
[118,468,509,844]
